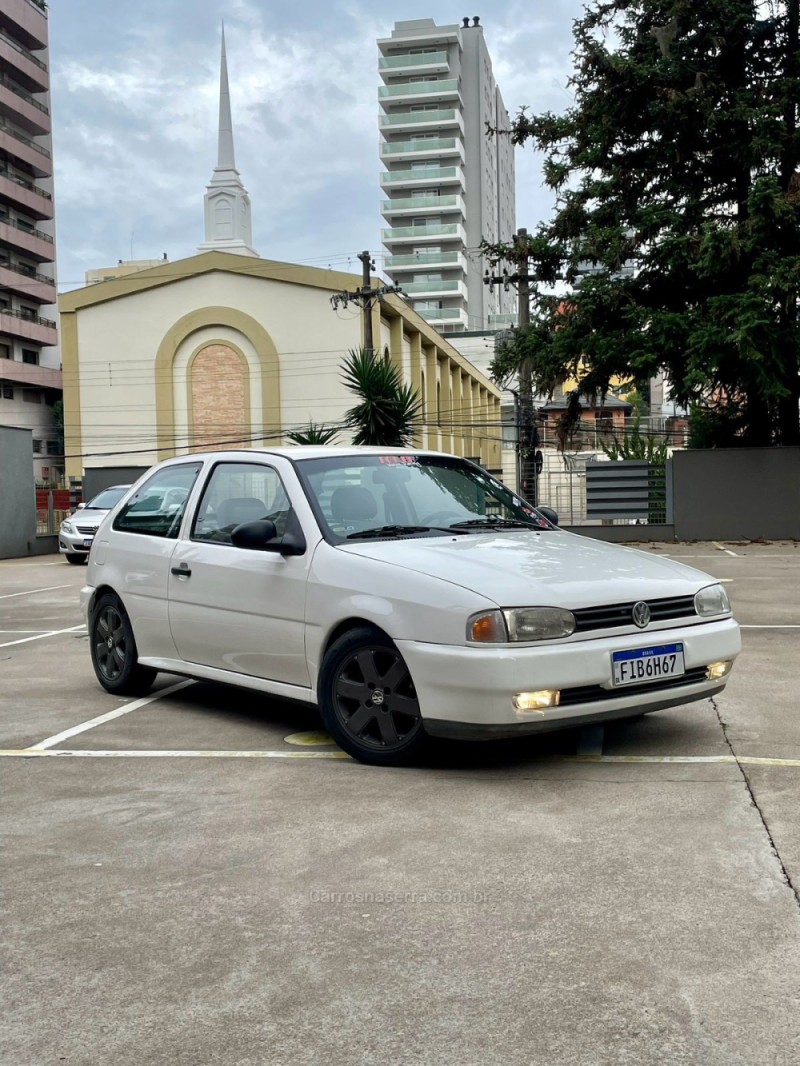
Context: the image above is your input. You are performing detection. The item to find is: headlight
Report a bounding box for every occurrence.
[60,521,74,534]
[694,583,731,617]
[468,607,576,643]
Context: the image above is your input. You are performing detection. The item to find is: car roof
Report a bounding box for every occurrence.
[155,446,459,465]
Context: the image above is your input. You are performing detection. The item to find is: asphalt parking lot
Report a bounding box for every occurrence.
[2,543,800,1066]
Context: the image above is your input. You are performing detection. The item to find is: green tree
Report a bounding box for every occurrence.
[341,348,424,447]
[485,0,800,447]
[286,421,339,445]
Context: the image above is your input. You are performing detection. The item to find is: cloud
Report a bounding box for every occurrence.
[49,0,586,289]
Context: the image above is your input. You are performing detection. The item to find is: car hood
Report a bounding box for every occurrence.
[69,508,109,525]
[338,530,716,608]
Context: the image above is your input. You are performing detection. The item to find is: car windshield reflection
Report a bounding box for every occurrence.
[296,453,554,541]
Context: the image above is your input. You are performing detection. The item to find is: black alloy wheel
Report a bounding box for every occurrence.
[90,593,156,696]
[319,627,425,766]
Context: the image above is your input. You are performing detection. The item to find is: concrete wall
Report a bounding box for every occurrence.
[672,447,800,540]
[0,425,36,559]
[82,466,149,502]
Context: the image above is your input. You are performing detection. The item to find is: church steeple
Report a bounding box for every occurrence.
[198,23,259,257]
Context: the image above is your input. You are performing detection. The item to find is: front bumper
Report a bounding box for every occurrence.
[398,616,741,734]
[59,529,97,555]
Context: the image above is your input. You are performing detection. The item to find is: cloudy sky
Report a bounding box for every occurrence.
[48,0,587,292]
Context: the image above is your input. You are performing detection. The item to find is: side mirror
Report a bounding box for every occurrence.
[77,502,86,510]
[537,506,559,526]
[230,519,306,556]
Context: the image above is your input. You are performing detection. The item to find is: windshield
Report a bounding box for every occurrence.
[296,453,554,541]
[86,487,129,510]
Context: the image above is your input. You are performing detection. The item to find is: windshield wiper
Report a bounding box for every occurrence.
[448,517,538,530]
[345,524,436,540]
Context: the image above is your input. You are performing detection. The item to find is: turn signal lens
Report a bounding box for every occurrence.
[513,690,561,714]
[706,660,733,681]
[467,611,507,643]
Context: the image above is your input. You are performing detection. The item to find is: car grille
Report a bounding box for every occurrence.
[558,666,710,706]
[76,525,97,535]
[573,595,697,633]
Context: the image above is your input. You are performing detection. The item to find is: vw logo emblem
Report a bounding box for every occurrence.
[372,689,385,706]
[632,601,651,629]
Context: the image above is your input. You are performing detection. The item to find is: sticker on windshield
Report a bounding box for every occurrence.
[379,455,419,466]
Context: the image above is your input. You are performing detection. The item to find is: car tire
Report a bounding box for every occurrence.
[89,592,157,696]
[65,553,85,565]
[319,626,426,767]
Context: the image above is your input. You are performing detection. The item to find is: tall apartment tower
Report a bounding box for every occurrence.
[0,0,61,481]
[378,17,516,333]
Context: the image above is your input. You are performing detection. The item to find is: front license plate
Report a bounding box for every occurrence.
[612,643,685,686]
[83,538,93,548]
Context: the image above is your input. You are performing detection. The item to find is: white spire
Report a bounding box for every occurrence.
[217,23,235,169]
[198,22,259,257]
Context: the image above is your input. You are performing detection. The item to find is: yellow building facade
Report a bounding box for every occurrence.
[59,251,503,481]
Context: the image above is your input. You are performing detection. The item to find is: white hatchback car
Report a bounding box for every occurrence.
[81,447,740,765]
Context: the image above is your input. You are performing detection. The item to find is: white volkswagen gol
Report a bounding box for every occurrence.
[81,447,740,765]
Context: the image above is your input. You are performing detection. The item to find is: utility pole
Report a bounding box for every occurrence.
[330,251,402,356]
[484,227,541,505]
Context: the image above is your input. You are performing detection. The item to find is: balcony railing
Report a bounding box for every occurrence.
[488,313,519,327]
[0,120,50,157]
[403,280,461,294]
[416,307,465,321]
[0,29,47,71]
[381,109,457,126]
[0,165,51,198]
[381,137,459,156]
[0,212,53,242]
[385,251,462,267]
[379,51,448,69]
[379,79,459,98]
[26,0,48,12]
[0,72,48,114]
[383,224,460,240]
[382,166,459,184]
[0,260,54,283]
[0,306,56,328]
[382,195,460,212]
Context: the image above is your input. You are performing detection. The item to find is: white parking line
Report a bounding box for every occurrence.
[0,750,799,767]
[0,624,85,648]
[0,584,72,599]
[0,748,350,760]
[31,679,195,750]
[712,542,739,556]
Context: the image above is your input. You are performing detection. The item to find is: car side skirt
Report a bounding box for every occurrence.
[136,657,317,705]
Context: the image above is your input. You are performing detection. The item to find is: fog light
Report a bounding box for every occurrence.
[706,660,733,681]
[513,690,561,714]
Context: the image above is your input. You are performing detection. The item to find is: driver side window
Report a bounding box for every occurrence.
[192,462,291,546]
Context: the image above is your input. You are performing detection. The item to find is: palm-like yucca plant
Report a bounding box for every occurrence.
[286,421,339,445]
[341,347,424,447]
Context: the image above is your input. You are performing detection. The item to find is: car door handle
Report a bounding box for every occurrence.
[171,564,191,577]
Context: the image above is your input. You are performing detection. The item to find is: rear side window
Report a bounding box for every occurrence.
[113,463,202,538]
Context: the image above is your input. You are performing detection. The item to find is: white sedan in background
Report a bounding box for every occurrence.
[81,447,740,766]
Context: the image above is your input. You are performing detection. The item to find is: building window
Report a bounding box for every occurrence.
[23,390,41,403]
[32,438,43,453]
[22,349,39,365]
[2,385,13,399]
[46,440,60,456]
[0,343,9,359]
